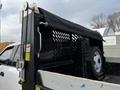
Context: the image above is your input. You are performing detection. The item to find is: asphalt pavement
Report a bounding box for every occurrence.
[103,61,120,84]
[104,75,120,84]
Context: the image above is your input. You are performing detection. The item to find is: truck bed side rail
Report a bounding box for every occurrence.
[37,70,120,90]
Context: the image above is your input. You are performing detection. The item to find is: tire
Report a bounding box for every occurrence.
[88,46,105,80]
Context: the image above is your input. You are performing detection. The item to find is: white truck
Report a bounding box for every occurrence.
[0,42,120,90]
[94,28,120,63]
[0,2,119,90]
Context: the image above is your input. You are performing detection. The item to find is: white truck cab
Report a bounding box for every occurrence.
[0,42,21,90]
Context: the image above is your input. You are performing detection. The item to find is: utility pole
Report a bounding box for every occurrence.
[0,2,2,42]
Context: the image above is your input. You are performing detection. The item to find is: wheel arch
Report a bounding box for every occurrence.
[89,38,104,55]
[89,38,106,79]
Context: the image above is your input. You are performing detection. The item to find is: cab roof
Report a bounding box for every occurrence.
[0,42,20,55]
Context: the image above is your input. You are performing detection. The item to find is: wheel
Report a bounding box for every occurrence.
[89,47,105,80]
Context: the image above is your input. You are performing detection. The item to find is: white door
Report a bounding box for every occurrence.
[0,65,4,90]
[1,65,22,90]
[0,45,22,90]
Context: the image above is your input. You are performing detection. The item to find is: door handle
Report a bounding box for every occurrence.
[0,72,4,77]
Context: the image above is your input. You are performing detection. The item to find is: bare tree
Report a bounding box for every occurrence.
[107,15,116,32]
[107,12,120,32]
[91,13,106,29]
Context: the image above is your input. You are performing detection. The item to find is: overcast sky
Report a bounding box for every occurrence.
[1,0,120,42]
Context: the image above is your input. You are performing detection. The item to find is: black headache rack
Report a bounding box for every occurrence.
[38,8,102,40]
[21,6,104,90]
[35,7,103,72]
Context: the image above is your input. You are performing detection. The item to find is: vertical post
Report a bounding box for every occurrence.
[21,3,40,90]
[21,6,35,90]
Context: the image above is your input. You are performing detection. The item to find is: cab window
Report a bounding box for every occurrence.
[13,45,21,61]
[0,47,13,64]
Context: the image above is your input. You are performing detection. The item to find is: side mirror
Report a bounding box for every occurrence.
[16,59,24,71]
[16,59,25,84]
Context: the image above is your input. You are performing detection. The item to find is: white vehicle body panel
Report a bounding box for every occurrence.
[0,65,4,90]
[0,42,22,90]
[38,70,120,90]
[0,65,21,90]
